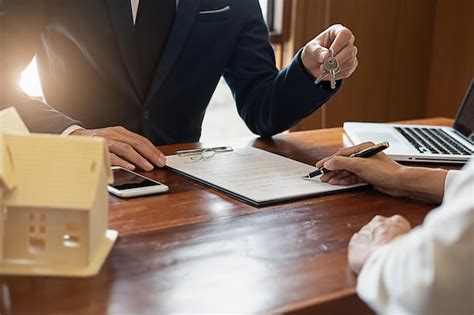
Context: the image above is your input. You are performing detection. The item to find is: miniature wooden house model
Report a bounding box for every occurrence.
[0,107,118,277]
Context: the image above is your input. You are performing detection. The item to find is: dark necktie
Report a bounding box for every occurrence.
[135,0,175,94]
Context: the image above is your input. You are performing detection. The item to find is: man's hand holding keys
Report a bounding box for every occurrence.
[301,24,358,85]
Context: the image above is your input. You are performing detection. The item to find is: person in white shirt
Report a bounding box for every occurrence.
[316,141,474,315]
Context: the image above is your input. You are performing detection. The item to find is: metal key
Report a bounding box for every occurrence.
[327,48,341,89]
[324,56,340,89]
[314,50,341,89]
[314,68,329,84]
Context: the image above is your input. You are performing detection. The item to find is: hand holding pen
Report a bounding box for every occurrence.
[305,142,390,179]
[309,141,422,198]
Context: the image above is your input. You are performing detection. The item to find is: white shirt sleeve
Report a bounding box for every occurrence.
[356,160,474,315]
[61,124,84,136]
[444,170,463,193]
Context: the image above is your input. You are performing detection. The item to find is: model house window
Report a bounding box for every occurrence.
[63,221,81,248]
[28,212,46,254]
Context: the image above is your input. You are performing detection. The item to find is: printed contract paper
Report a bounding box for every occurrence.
[166,147,364,206]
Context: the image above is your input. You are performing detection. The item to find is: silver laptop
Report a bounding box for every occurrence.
[344,79,474,164]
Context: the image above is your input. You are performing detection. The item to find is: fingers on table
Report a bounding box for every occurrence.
[110,153,135,171]
[109,140,154,171]
[118,127,166,167]
[100,126,165,170]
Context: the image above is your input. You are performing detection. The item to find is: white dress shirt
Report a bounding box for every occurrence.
[357,160,474,315]
[130,0,140,24]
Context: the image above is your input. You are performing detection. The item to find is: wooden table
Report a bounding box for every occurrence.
[0,118,457,315]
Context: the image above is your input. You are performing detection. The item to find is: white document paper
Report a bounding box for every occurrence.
[166,147,364,205]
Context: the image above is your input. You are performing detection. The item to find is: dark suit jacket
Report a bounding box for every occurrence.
[1,0,340,145]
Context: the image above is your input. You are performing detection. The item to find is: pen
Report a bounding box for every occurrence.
[304,141,390,179]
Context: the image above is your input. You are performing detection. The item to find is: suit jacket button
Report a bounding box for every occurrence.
[143,110,150,120]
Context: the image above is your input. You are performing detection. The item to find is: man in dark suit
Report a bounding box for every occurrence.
[1,0,358,171]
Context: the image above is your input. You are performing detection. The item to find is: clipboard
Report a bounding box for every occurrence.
[166,147,366,207]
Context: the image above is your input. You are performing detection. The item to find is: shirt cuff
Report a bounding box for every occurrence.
[444,170,463,194]
[356,244,392,313]
[61,125,84,136]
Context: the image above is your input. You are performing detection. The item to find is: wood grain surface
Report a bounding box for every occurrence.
[0,118,456,315]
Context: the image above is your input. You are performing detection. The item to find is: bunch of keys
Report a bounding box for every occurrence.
[314,49,340,89]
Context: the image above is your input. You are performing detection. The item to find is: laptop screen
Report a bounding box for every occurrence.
[453,79,474,140]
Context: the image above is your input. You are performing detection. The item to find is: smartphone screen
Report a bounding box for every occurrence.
[110,168,162,190]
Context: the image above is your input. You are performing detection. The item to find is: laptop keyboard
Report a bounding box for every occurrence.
[394,127,473,156]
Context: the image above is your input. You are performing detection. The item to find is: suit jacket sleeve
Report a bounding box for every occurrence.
[223,0,340,137]
[0,0,81,133]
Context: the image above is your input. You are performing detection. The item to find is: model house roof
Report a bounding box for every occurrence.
[2,133,113,210]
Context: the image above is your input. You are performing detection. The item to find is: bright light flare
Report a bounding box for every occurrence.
[19,57,44,98]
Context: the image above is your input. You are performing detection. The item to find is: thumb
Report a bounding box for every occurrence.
[324,156,361,174]
[315,46,330,63]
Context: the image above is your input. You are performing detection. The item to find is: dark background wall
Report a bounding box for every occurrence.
[282,0,474,130]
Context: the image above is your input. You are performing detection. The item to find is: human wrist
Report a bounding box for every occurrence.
[299,48,316,81]
[70,128,90,136]
[71,129,85,135]
[61,125,84,136]
[398,167,448,202]
[376,165,410,198]
[395,166,415,195]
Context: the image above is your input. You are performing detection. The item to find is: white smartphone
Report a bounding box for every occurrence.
[108,167,169,198]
